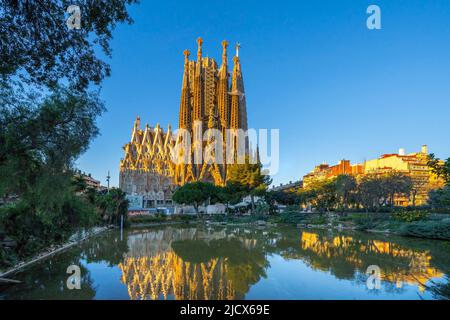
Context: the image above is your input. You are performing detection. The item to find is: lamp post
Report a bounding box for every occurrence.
[106,170,111,192]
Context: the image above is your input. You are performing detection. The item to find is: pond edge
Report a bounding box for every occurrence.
[0,225,113,279]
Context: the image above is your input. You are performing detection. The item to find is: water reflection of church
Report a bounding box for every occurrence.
[118,227,263,300]
[117,227,447,300]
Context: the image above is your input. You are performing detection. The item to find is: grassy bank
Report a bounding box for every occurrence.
[337,211,450,240]
[128,210,450,242]
[128,214,197,226]
[0,226,112,277]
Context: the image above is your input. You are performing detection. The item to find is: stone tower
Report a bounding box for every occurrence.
[174,38,249,186]
[120,38,250,194]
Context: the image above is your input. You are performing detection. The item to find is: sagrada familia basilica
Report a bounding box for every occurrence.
[119,38,250,207]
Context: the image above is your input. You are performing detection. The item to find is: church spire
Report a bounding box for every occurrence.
[184,48,190,66]
[178,49,191,129]
[134,116,141,129]
[218,40,229,131]
[230,43,248,157]
[221,40,228,66]
[131,115,141,144]
[193,37,204,122]
[230,43,246,130]
[197,37,203,61]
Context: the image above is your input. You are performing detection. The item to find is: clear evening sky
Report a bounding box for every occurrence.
[76,0,450,187]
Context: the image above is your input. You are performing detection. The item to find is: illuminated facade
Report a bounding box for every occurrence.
[120,39,249,202]
[302,145,445,206]
[363,145,443,205]
[303,160,363,187]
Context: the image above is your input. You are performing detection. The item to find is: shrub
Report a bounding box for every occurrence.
[210,214,227,222]
[174,214,197,222]
[393,210,429,223]
[399,220,450,240]
[269,212,310,225]
[353,216,378,231]
[308,215,327,225]
[128,214,167,224]
[351,213,390,231]
[254,203,270,215]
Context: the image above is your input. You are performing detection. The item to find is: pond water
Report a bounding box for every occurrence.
[1,225,450,300]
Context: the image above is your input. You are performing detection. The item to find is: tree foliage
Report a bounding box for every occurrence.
[0,0,136,269]
[172,182,217,215]
[215,182,245,209]
[0,0,139,92]
[428,186,450,210]
[334,175,357,211]
[298,179,337,213]
[96,188,129,226]
[292,172,413,213]
[227,158,272,212]
[428,154,450,186]
[264,190,299,214]
[0,87,105,198]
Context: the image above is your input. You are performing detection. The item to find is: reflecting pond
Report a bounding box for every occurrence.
[1,225,450,300]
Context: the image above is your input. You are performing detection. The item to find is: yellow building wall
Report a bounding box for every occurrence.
[364,156,409,173]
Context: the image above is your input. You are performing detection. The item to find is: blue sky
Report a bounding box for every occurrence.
[76,0,450,187]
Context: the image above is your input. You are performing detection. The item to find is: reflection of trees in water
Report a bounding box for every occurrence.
[118,226,450,300]
[0,247,96,300]
[82,230,130,266]
[428,276,450,300]
[294,230,444,293]
[0,230,129,300]
[2,226,449,300]
[353,271,407,295]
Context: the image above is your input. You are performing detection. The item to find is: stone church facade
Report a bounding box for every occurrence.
[120,38,249,207]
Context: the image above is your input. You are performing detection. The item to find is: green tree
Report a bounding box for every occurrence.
[172,182,217,216]
[0,0,137,268]
[264,190,299,214]
[0,87,104,197]
[96,188,129,226]
[300,179,337,213]
[357,175,385,212]
[334,175,357,212]
[428,154,450,186]
[0,0,139,92]
[355,172,412,211]
[215,182,245,213]
[227,158,272,213]
[428,186,450,210]
[383,172,413,208]
[0,89,106,267]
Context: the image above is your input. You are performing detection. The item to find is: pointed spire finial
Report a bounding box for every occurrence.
[222,40,228,55]
[183,49,190,65]
[235,42,241,58]
[197,37,203,61]
[221,40,228,66]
